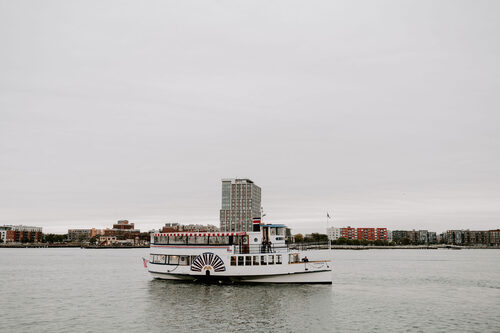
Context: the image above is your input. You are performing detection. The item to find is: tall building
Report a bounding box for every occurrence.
[220,178,261,232]
[326,227,341,240]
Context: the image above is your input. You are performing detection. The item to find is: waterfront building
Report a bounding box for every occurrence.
[68,229,93,241]
[0,229,6,243]
[406,230,419,244]
[220,178,261,232]
[99,236,118,246]
[428,232,437,244]
[391,230,408,243]
[445,230,464,245]
[462,230,489,245]
[102,220,141,244]
[419,230,429,244]
[387,230,393,242]
[391,230,437,245]
[0,225,43,243]
[376,228,388,241]
[326,227,341,241]
[356,228,376,241]
[488,229,500,246]
[339,227,387,241]
[341,227,357,240]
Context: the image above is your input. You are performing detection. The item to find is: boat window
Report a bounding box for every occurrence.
[268,255,274,265]
[277,228,285,236]
[289,253,300,263]
[245,256,252,266]
[209,236,230,245]
[270,228,277,236]
[260,255,267,265]
[276,255,282,264]
[169,255,180,265]
[152,254,165,264]
[231,256,236,266]
[159,235,167,244]
[253,255,259,265]
[238,256,244,266]
[179,256,189,266]
[170,236,187,245]
[188,236,209,245]
[191,255,197,264]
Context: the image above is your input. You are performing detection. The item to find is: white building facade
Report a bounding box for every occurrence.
[326,227,341,240]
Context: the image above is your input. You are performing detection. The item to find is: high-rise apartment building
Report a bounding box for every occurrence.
[220,178,261,232]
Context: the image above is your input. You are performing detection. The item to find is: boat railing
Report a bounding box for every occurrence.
[287,242,330,251]
[233,242,330,254]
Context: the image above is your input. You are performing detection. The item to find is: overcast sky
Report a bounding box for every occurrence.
[1,0,499,234]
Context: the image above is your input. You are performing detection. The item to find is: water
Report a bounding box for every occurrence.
[0,248,499,332]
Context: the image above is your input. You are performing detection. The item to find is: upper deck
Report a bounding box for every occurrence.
[151,224,289,254]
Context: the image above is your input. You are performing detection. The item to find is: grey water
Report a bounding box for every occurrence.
[0,248,499,332]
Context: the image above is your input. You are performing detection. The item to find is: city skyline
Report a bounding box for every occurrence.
[1,1,499,235]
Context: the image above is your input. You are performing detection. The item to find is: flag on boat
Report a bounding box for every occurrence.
[142,257,149,268]
[327,212,331,219]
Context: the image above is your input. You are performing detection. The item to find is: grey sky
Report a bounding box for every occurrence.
[1,0,499,234]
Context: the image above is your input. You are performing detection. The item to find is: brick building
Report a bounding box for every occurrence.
[0,225,43,244]
[489,229,500,246]
[341,227,356,240]
[339,227,387,241]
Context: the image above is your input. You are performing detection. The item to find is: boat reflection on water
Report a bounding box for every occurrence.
[146,279,333,332]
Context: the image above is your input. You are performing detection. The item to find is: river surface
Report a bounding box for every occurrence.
[0,248,499,332]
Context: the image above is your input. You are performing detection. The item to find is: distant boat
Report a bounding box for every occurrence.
[144,223,332,284]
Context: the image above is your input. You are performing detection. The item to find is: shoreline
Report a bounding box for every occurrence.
[1,244,498,250]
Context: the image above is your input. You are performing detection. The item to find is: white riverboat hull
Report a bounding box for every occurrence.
[147,250,332,284]
[150,269,332,284]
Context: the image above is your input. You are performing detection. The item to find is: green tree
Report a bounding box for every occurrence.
[89,236,98,245]
[401,238,411,245]
[294,234,304,243]
[43,234,67,244]
[336,237,347,245]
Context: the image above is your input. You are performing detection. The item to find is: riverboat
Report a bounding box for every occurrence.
[144,222,332,284]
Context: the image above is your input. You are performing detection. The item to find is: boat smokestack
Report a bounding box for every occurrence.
[252,218,261,232]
